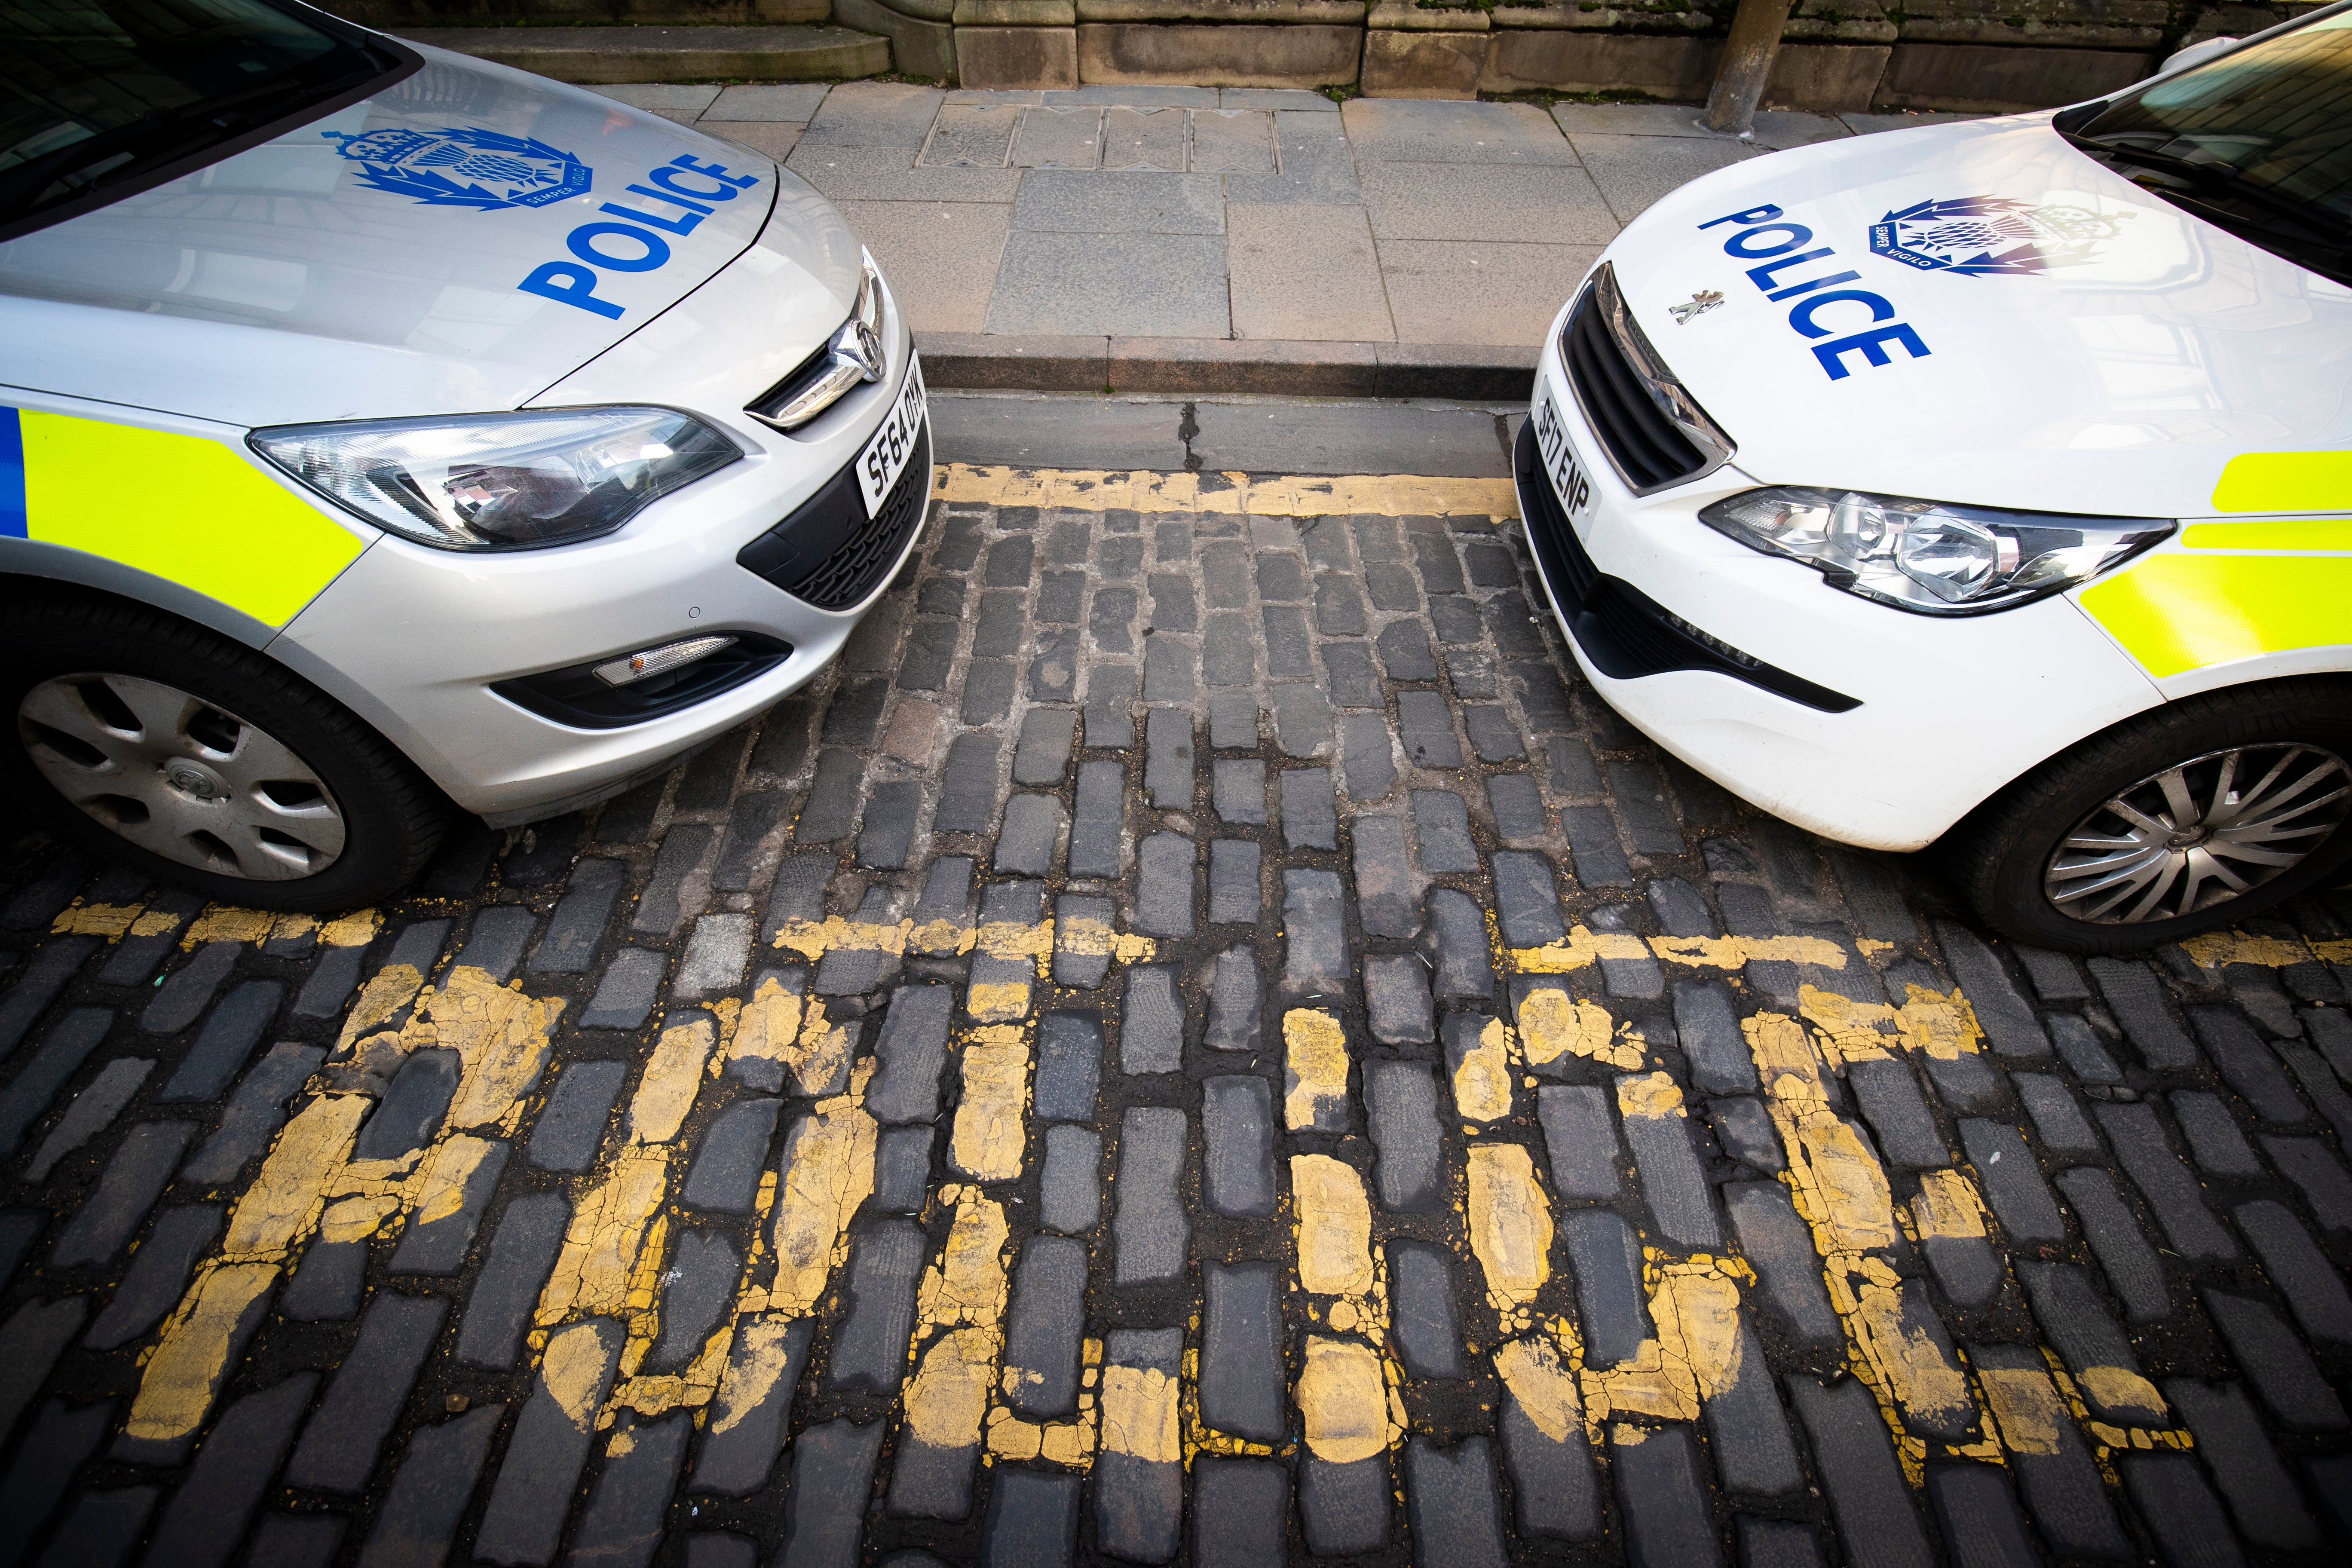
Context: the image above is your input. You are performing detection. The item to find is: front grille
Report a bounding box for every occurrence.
[1514,422,1859,714]
[1559,262,1733,496]
[738,421,932,611]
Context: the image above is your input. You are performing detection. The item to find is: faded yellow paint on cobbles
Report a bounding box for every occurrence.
[1453,1017,1516,1123]
[1283,1010,1351,1131]
[1745,1012,1897,1253]
[773,916,913,962]
[222,1094,369,1259]
[542,1319,619,1428]
[950,1026,1031,1181]
[537,1147,672,1323]
[627,1014,717,1143]
[729,977,855,1096]
[1978,1362,2070,1456]
[706,1314,805,1441]
[919,1194,1012,1329]
[1849,1271,1976,1436]
[1615,1069,1687,1123]
[1493,1324,1586,1441]
[1467,1143,1553,1324]
[933,463,1520,521]
[760,1102,879,1317]
[1290,1154,1378,1303]
[903,1326,1000,1454]
[1516,988,1641,1072]
[1910,1170,1990,1243]
[1508,928,1849,974]
[1296,1336,1406,1464]
[2181,929,2352,969]
[122,1262,278,1448]
[1100,1364,1182,1464]
[1581,1260,1748,1424]
[1053,916,1158,966]
[1801,983,1984,1068]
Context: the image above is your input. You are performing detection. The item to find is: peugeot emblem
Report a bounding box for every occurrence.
[1669,289,1724,325]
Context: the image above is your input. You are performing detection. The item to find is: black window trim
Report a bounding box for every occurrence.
[0,0,423,247]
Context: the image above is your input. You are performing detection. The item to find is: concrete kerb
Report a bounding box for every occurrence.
[916,332,1538,400]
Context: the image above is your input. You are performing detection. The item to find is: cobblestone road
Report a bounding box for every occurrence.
[3,462,2351,1568]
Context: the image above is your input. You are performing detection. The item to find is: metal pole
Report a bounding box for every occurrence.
[1700,0,1797,137]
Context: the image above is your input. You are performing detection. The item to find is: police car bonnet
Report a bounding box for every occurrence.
[0,53,813,428]
[1598,114,2349,521]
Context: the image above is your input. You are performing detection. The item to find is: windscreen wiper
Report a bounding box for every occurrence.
[2061,129,2352,242]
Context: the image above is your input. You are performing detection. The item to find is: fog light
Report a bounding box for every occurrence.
[593,635,736,687]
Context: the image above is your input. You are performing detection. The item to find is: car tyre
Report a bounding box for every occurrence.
[1,588,445,912]
[1942,678,2352,954]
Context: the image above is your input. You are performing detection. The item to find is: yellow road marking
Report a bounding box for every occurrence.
[949,1025,1030,1181]
[1283,1010,1352,1131]
[1467,1143,1553,1326]
[932,465,1520,520]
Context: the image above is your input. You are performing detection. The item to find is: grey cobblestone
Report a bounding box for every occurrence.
[2052,1165,2167,1322]
[287,1295,447,1492]
[457,1194,570,1369]
[1280,870,1346,993]
[826,1220,925,1395]
[1208,838,1261,926]
[1561,1210,1651,1366]
[1192,1458,1287,1568]
[1135,833,1196,937]
[1068,760,1126,878]
[526,1060,625,1173]
[1143,707,1193,810]
[2203,1290,2348,1431]
[52,1122,193,1268]
[1278,766,1336,850]
[1205,948,1262,1054]
[1203,1075,1276,1217]
[82,1202,219,1351]
[1340,712,1396,800]
[1039,1124,1101,1233]
[2,482,2346,1567]
[2096,1099,2240,1261]
[1113,1107,1188,1285]
[2234,1199,2352,1342]
[2168,1378,2320,1551]
[1121,966,1183,1074]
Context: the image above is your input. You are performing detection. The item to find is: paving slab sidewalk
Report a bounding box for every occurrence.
[595,80,1978,397]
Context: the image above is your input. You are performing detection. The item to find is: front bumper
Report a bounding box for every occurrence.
[1516,305,2165,852]
[271,328,929,822]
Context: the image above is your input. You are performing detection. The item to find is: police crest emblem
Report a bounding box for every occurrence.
[1869,196,2132,278]
[320,125,591,211]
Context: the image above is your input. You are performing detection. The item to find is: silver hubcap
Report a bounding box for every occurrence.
[2044,742,2351,925]
[18,673,346,882]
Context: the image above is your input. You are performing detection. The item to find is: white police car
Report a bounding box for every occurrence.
[0,1,927,910]
[1519,3,2352,952]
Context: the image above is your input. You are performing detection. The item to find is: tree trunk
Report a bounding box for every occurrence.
[1700,0,1797,136]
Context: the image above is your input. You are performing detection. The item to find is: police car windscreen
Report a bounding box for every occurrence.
[2060,9,2352,285]
[0,0,398,231]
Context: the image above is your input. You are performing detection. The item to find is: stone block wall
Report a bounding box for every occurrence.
[329,0,2321,107]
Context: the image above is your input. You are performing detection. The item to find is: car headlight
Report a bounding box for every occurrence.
[251,407,743,551]
[1698,487,2175,615]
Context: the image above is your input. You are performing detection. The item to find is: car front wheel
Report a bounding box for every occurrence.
[2,589,445,912]
[1944,679,2352,954]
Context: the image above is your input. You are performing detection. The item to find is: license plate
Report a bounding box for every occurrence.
[856,355,928,517]
[1531,386,1596,536]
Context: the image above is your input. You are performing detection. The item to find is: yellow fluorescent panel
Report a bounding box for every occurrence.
[2079,553,2352,677]
[18,410,363,626]
[2211,451,2352,514]
[2182,518,2352,552]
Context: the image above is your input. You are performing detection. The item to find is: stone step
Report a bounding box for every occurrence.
[391,24,891,85]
